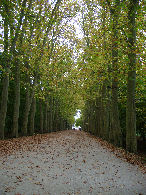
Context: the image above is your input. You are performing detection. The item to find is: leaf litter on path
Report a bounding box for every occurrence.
[0,130,146,195]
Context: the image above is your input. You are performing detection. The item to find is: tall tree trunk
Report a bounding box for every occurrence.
[107,82,112,141]
[12,61,20,138]
[29,96,36,135]
[95,98,101,136]
[21,72,36,136]
[101,81,108,140]
[111,79,122,146]
[44,102,48,132]
[54,99,59,132]
[12,0,33,138]
[0,4,9,140]
[109,0,122,147]
[0,74,9,139]
[47,109,50,133]
[52,97,56,131]
[21,87,33,135]
[49,96,53,132]
[102,3,110,141]
[126,0,137,153]
[0,0,28,139]
[94,103,99,136]
[40,99,44,133]
[21,88,30,136]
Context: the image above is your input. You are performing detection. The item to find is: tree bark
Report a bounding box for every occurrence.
[12,0,33,138]
[0,0,28,139]
[0,4,9,139]
[29,96,36,135]
[49,96,53,132]
[40,99,44,133]
[111,78,122,146]
[12,61,20,138]
[21,87,33,136]
[126,0,137,153]
[44,102,48,132]
[109,0,122,147]
[47,109,50,133]
[0,74,9,139]
[101,82,108,140]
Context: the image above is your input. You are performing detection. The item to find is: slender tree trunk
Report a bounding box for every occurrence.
[101,81,108,140]
[54,99,58,132]
[21,72,36,136]
[126,0,137,153]
[102,3,109,141]
[96,97,102,138]
[21,87,33,135]
[94,103,98,136]
[12,1,32,138]
[110,1,122,147]
[0,74,9,139]
[12,62,20,138]
[0,5,9,140]
[47,109,50,133]
[40,99,44,133]
[92,101,96,135]
[29,96,36,135]
[52,97,55,131]
[107,82,112,141]
[11,0,30,138]
[21,88,30,135]
[111,79,122,146]
[44,102,48,132]
[0,0,28,139]
[49,96,53,132]
[95,98,100,136]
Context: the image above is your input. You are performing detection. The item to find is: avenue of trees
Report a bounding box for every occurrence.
[0,0,81,139]
[77,0,145,153]
[0,0,145,153]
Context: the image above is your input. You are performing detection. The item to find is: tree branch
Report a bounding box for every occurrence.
[10,0,28,53]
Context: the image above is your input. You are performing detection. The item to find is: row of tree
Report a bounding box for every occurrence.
[0,0,81,139]
[76,0,145,153]
[0,0,145,154]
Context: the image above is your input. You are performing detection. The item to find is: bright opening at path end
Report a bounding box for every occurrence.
[72,110,81,130]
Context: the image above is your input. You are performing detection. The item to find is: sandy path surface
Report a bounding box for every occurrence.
[0,130,145,195]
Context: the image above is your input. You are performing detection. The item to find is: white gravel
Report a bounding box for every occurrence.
[0,130,145,195]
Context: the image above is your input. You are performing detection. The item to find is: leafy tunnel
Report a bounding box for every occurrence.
[0,0,145,153]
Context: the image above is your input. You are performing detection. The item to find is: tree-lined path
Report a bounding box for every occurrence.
[0,0,145,194]
[0,130,145,194]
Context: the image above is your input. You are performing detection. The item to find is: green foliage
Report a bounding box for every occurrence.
[0,0,145,144]
[75,117,82,127]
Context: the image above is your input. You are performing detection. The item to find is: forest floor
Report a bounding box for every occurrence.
[0,130,146,195]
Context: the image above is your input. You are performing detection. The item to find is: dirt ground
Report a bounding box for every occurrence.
[0,130,146,195]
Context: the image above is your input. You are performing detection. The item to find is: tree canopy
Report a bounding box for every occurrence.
[0,0,145,153]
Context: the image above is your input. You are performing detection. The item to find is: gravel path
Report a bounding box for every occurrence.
[0,130,145,195]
